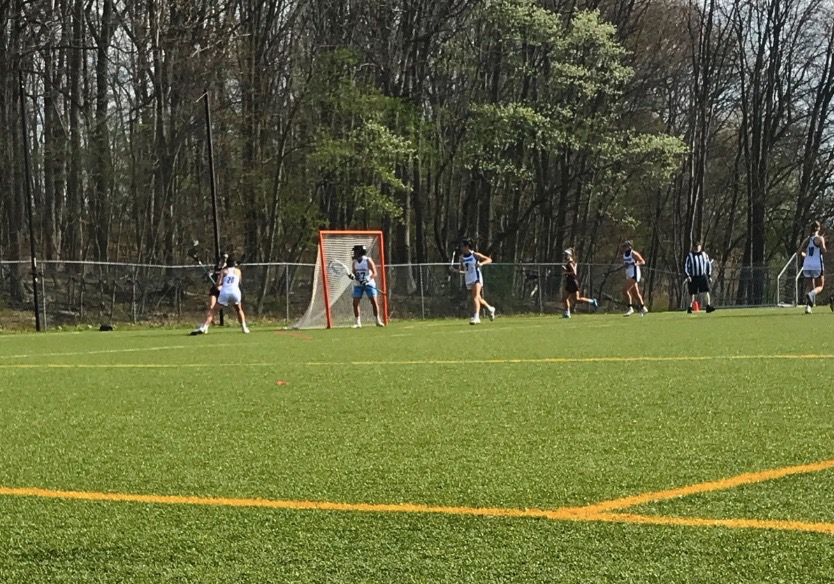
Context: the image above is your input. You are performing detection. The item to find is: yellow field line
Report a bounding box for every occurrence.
[578,459,834,513]
[0,486,569,520]
[1,459,833,536]
[4,353,834,369]
[0,363,275,369]
[303,354,834,366]
[594,513,834,536]
[3,343,237,360]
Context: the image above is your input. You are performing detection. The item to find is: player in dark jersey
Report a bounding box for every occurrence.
[561,248,598,318]
[206,253,228,326]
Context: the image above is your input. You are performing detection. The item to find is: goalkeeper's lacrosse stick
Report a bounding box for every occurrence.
[328,259,388,296]
[187,241,216,285]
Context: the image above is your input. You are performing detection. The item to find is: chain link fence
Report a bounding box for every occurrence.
[0,260,798,328]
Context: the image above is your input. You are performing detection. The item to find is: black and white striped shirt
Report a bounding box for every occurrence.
[685,251,711,277]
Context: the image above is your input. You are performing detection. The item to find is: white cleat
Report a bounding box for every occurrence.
[488,306,496,321]
[242,326,250,334]
[469,316,481,325]
[805,305,812,314]
[351,323,362,329]
[640,306,648,316]
[375,319,385,327]
[190,326,207,336]
[623,308,634,317]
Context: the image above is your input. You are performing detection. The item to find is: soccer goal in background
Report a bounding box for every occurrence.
[293,230,389,329]
[776,253,800,307]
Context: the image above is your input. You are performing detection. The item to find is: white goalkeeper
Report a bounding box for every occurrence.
[349,245,384,328]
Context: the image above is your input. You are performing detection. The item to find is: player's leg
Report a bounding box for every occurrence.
[576,292,598,308]
[352,296,362,328]
[814,275,825,298]
[233,301,250,333]
[623,280,635,316]
[562,290,572,318]
[633,283,647,314]
[478,285,496,321]
[206,288,219,325]
[194,300,222,334]
[805,275,816,313]
[469,283,482,324]
[367,288,384,327]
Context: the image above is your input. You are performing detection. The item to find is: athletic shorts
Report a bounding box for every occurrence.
[465,280,482,291]
[352,284,377,299]
[209,286,220,298]
[688,275,710,295]
[803,269,822,279]
[217,289,242,307]
[626,265,641,283]
[565,278,579,294]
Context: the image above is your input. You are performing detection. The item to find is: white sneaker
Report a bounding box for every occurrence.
[640,306,648,316]
[469,316,481,325]
[242,325,250,334]
[624,307,634,317]
[351,322,362,329]
[805,305,812,314]
[375,319,385,327]
[190,326,206,336]
[562,311,571,319]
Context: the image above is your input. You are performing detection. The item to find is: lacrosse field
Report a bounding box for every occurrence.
[0,309,832,582]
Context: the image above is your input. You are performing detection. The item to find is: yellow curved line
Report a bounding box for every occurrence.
[578,459,834,513]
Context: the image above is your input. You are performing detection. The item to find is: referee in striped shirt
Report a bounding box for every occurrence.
[685,242,716,313]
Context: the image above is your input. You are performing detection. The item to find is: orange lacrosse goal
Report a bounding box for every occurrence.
[294,230,389,329]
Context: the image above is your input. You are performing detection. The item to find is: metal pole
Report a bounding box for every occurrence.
[19,70,42,332]
[203,90,223,325]
[418,264,425,319]
[285,264,290,323]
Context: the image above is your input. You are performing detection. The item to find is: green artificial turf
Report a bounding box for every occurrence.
[0,309,832,582]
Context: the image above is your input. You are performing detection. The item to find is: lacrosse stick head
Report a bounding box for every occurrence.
[187,241,200,261]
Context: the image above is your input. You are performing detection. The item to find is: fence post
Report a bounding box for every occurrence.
[285,264,290,323]
[131,267,137,324]
[537,264,544,314]
[418,264,426,319]
[41,270,47,330]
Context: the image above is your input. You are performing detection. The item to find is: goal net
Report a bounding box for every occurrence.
[294,230,388,329]
[776,253,800,307]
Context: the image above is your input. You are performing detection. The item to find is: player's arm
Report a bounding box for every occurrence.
[367,258,378,280]
[798,237,809,257]
[818,236,827,253]
[474,252,492,267]
[684,256,692,281]
[632,251,646,266]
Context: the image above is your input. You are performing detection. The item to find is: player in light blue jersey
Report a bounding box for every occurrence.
[350,245,384,328]
[454,239,496,325]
